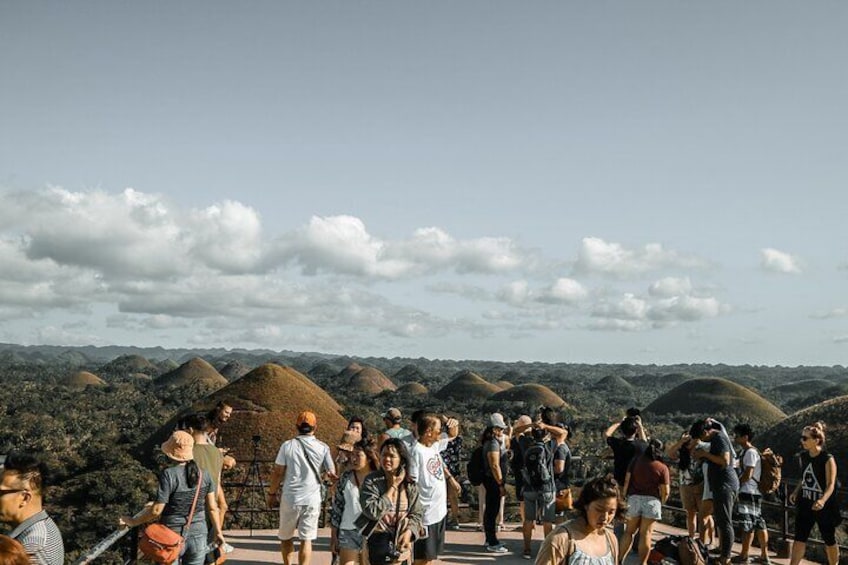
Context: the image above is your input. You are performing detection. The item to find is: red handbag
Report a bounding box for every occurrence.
[139,470,204,564]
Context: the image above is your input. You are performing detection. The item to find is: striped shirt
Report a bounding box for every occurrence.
[9,510,65,565]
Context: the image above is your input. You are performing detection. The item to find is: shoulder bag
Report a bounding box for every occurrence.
[139,469,204,564]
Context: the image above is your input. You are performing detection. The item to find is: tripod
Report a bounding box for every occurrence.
[230,437,266,537]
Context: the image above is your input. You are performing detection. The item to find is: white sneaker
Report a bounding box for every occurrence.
[221,543,235,554]
[486,544,508,553]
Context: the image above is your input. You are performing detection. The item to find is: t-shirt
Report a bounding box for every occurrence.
[483,438,506,480]
[156,464,214,529]
[739,447,762,495]
[409,438,450,525]
[607,436,648,484]
[707,431,739,493]
[275,434,335,506]
[340,475,363,530]
[798,450,839,519]
[9,510,64,565]
[193,443,224,491]
[628,458,670,499]
[553,440,572,490]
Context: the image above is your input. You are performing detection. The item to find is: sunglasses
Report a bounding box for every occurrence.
[800,436,811,441]
[0,488,27,496]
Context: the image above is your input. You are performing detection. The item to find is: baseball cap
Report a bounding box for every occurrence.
[488,413,507,429]
[296,411,317,428]
[381,407,402,423]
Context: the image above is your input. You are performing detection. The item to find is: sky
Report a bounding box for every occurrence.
[1,2,847,365]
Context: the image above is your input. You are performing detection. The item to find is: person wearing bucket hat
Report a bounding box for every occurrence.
[119,430,225,565]
[479,413,509,553]
[267,411,336,565]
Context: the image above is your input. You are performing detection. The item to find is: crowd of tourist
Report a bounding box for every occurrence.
[0,400,843,565]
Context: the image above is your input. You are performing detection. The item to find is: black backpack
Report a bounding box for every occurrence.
[521,441,554,493]
[467,446,485,486]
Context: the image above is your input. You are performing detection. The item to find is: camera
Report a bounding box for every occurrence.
[252,434,261,445]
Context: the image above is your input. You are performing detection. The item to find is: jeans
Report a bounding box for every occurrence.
[483,477,502,546]
[712,486,737,560]
[178,522,209,565]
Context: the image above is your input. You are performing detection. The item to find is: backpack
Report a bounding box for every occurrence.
[521,441,554,495]
[651,535,681,564]
[467,446,485,486]
[758,448,783,495]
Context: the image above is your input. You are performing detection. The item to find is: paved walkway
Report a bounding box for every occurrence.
[223,522,810,564]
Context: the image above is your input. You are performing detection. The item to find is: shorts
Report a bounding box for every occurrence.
[414,516,445,560]
[523,490,556,523]
[794,504,840,546]
[736,492,766,533]
[626,494,663,521]
[680,482,704,513]
[278,496,320,541]
[338,528,365,550]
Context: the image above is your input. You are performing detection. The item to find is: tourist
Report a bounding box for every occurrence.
[377,407,415,450]
[439,415,464,531]
[119,431,224,565]
[358,438,424,565]
[535,474,624,565]
[732,423,770,564]
[664,422,712,544]
[0,534,30,565]
[347,416,370,443]
[619,438,669,565]
[0,452,64,565]
[788,421,840,565]
[329,438,379,565]
[694,418,738,565]
[481,413,509,553]
[267,411,336,565]
[518,423,566,560]
[510,415,535,526]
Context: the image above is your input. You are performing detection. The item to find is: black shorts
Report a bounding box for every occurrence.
[413,516,446,560]
[794,504,840,546]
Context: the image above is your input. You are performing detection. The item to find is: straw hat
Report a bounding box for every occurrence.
[161,430,195,462]
[337,430,361,452]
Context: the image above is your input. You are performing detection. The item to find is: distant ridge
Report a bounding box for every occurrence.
[645,377,785,427]
[436,370,501,400]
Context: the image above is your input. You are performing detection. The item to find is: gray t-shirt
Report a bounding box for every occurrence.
[156,464,213,529]
[483,438,506,480]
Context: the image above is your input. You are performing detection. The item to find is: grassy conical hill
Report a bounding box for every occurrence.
[65,371,106,388]
[495,381,514,390]
[347,366,397,394]
[759,395,848,484]
[435,370,501,400]
[143,363,347,462]
[308,362,341,381]
[102,354,159,376]
[218,360,252,381]
[644,377,785,427]
[396,382,428,395]
[594,375,634,390]
[154,357,228,391]
[625,373,692,392]
[393,365,427,383]
[488,384,567,408]
[339,362,364,381]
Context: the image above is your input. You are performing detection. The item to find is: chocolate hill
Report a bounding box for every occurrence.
[64,370,106,388]
[396,382,428,395]
[759,395,848,484]
[594,375,634,391]
[435,370,501,400]
[644,377,785,427]
[495,381,514,390]
[218,360,252,381]
[342,363,397,394]
[154,357,228,391]
[393,364,427,384]
[488,383,566,408]
[101,354,159,376]
[143,363,347,461]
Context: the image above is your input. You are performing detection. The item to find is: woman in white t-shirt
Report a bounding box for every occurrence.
[330,439,379,565]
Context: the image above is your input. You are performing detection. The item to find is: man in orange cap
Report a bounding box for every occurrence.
[267,411,336,565]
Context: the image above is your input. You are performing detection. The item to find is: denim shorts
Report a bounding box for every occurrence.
[626,494,663,520]
[338,528,365,550]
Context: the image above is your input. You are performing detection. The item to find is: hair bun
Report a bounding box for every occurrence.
[813,421,827,432]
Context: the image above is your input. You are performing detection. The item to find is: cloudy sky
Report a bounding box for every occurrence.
[1,3,847,365]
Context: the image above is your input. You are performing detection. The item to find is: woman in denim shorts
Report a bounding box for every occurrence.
[619,439,670,565]
[329,439,379,565]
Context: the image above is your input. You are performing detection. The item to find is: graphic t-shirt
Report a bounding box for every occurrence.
[798,450,839,519]
[409,438,450,525]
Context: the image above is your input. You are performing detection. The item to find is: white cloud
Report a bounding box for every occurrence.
[810,308,848,320]
[592,293,648,320]
[833,335,848,344]
[649,276,692,298]
[760,248,802,274]
[539,278,588,304]
[498,280,531,306]
[648,295,725,322]
[575,237,706,277]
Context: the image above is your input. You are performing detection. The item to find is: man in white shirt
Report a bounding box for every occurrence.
[732,423,770,565]
[267,411,336,565]
[408,413,459,565]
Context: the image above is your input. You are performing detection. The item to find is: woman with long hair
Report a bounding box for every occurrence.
[481,413,509,553]
[535,474,625,565]
[665,421,713,544]
[619,439,669,565]
[330,439,380,565]
[788,421,840,565]
[358,438,423,564]
[120,431,225,565]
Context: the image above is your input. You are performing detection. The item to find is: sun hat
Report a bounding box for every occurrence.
[161,430,195,462]
[488,413,507,429]
[337,430,360,452]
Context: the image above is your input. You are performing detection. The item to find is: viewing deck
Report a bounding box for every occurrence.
[222,521,814,565]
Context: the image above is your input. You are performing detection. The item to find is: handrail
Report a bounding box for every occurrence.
[73,506,148,565]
